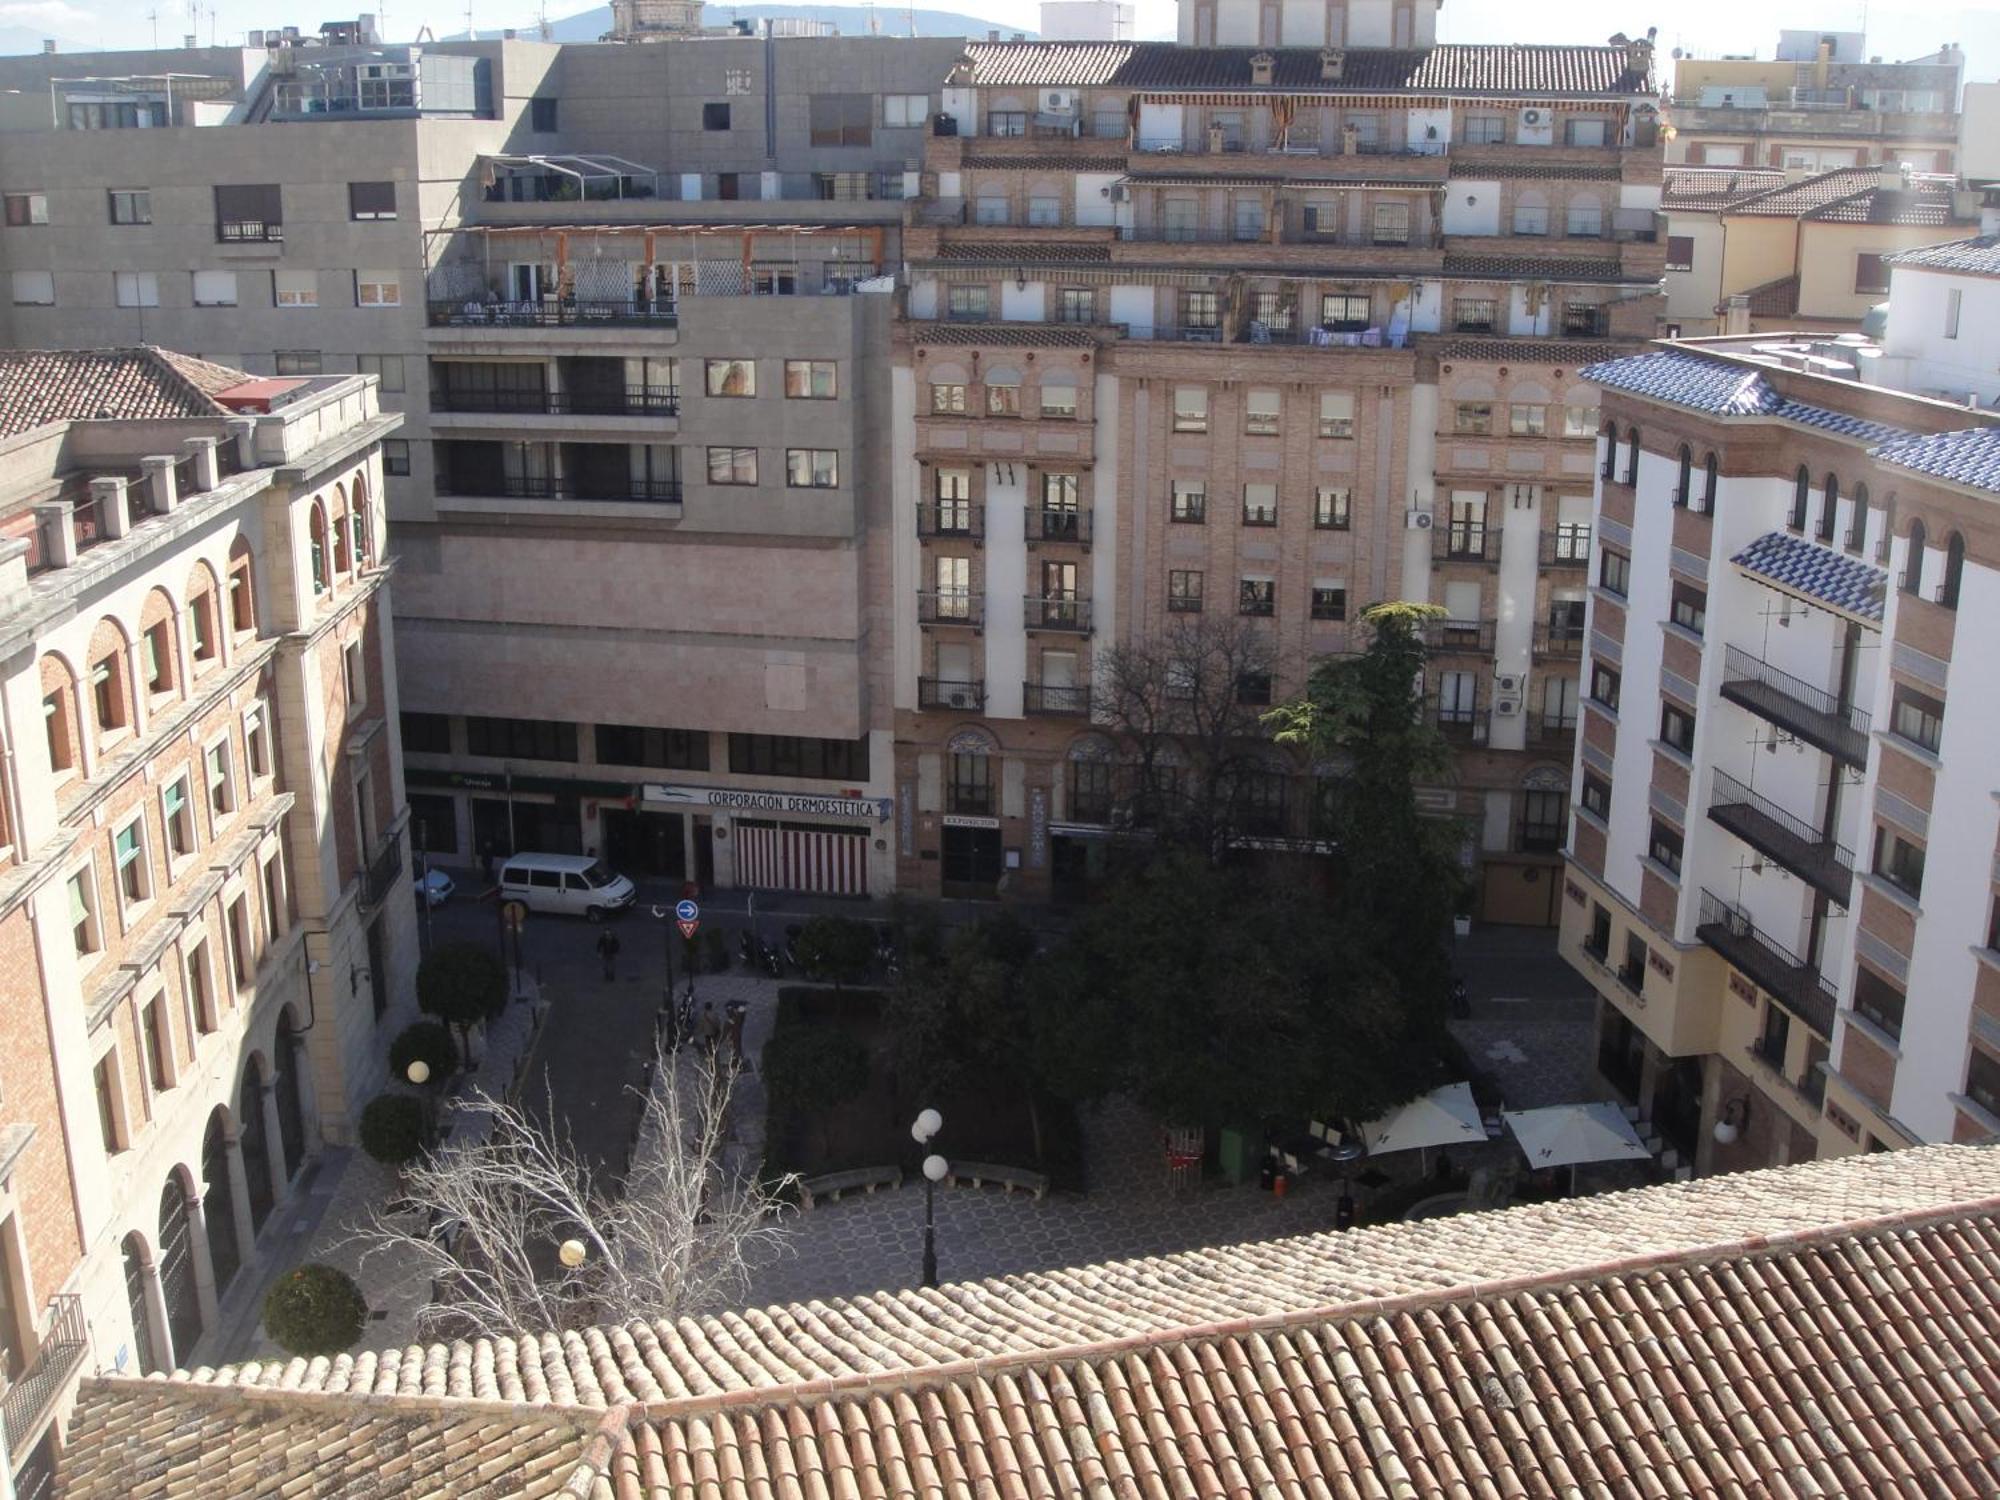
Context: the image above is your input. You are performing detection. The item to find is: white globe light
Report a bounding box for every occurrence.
[405,1060,431,1086]
[911,1108,943,1144]
[922,1153,949,1183]
[1711,1119,1739,1147]
[558,1238,587,1268]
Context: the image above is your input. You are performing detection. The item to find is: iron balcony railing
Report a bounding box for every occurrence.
[426,298,681,328]
[917,590,984,627]
[430,386,681,417]
[1024,682,1091,716]
[917,503,984,540]
[1433,522,1499,562]
[1026,509,1092,545]
[217,219,282,243]
[435,474,682,505]
[1707,769,1854,905]
[1436,705,1490,743]
[1025,594,1092,632]
[1534,622,1586,657]
[1695,888,1837,1037]
[946,782,994,815]
[2,1295,86,1463]
[1541,526,1592,567]
[361,832,404,908]
[1717,645,1871,768]
[918,677,984,711]
[1422,619,1497,654]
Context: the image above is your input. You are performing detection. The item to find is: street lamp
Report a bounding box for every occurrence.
[557,1238,587,1268]
[406,1060,437,1148]
[911,1109,947,1289]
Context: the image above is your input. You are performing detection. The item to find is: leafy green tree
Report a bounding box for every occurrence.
[1266,601,1469,1018]
[793,916,876,991]
[417,942,508,1061]
[263,1264,368,1357]
[762,1024,869,1160]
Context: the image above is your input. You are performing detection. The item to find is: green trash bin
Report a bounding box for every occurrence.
[1217,1126,1255,1186]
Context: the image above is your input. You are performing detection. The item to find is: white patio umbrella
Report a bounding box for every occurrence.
[1503,1102,1650,1170]
[1359,1082,1488,1157]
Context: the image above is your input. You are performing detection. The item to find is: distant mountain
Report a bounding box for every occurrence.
[459,5,1031,42]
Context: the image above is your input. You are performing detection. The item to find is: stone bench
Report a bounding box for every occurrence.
[799,1165,902,1210]
[950,1161,1049,1201]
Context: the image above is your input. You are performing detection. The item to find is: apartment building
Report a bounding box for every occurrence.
[1667,31,1964,175]
[0,31,967,898]
[1659,163,1984,336]
[888,22,1666,911]
[0,349,411,1492]
[1562,302,2000,1174]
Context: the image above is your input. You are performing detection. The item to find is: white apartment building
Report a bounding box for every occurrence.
[0,350,413,1492]
[1563,315,2000,1175]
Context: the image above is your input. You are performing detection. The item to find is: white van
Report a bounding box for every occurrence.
[497,853,636,921]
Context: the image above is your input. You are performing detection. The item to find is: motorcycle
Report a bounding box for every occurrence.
[758,934,783,978]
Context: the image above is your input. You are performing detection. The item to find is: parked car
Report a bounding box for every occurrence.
[497,852,636,921]
[416,868,456,908]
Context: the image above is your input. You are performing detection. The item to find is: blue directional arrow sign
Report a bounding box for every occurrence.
[674,899,699,923]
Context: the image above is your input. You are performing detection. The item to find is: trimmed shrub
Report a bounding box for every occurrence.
[417,943,507,1035]
[702,925,730,974]
[263,1263,367,1357]
[388,1021,457,1082]
[358,1094,426,1166]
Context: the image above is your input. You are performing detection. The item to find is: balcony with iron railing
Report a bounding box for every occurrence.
[1529,713,1579,750]
[1707,768,1853,905]
[1534,622,1586,659]
[1433,522,1499,563]
[430,385,681,417]
[427,298,681,328]
[1422,618,1497,654]
[1024,682,1091,716]
[1695,888,1837,1038]
[917,503,984,540]
[1,1295,86,1464]
[917,590,984,628]
[918,677,984,711]
[1717,645,1871,768]
[1026,509,1092,546]
[360,830,405,909]
[434,473,683,505]
[1541,525,1592,567]
[1024,594,1092,633]
[217,219,282,243]
[946,781,994,815]
[1436,704,1490,743]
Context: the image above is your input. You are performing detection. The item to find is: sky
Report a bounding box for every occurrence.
[28,0,2000,82]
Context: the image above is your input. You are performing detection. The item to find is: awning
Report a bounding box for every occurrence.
[1503,1102,1650,1169]
[1359,1082,1487,1155]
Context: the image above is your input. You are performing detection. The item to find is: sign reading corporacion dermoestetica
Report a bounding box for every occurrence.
[641,783,894,823]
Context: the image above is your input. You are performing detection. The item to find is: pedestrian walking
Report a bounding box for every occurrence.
[481,842,497,887]
[723,1000,747,1067]
[696,1001,721,1053]
[596,928,621,981]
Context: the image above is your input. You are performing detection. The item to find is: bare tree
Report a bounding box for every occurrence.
[1097,615,1283,860]
[356,1047,791,1340]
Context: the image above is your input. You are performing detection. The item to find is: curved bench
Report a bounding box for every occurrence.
[798,1165,902,1211]
[949,1161,1049,1201]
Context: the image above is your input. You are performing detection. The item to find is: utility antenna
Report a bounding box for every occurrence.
[464,0,474,39]
[147,6,159,45]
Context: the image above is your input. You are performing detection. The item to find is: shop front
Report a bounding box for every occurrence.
[640,782,893,897]
[405,767,632,866]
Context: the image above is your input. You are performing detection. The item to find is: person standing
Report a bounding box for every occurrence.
[596,927,621,981]
[696,1001,721,1052]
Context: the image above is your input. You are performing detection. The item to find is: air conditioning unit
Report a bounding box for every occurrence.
[1106,183,1129,202]
[1042,89,1075,114]
[946,687,978,709]
[1495,673,1522,694]
[1406,510,1434,529]
[1495,696,1522,717]
[1521,108,1544,124]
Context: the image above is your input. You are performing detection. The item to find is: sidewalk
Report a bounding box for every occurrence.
[204,980,548,1365]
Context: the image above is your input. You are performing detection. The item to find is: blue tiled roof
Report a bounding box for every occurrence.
[1582,351,1910,444]
[1869,428,2000,494]
[1732,532,1887,623]
[1884,236,2000,277]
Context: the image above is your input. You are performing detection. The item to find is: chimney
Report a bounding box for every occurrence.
[1624,26,1655,77]
[1320,47,1344,81]
[1723,294,1751,336]
[1983,198,2000,237]
[39,38,54,53]
[1784,164,1810,184]
[987,28,999,41]
[1249,50,1274,86]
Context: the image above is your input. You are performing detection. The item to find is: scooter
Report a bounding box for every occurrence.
[758,933,783,978]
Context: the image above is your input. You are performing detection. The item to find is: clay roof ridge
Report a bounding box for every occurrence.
[611,1187,2000,1428]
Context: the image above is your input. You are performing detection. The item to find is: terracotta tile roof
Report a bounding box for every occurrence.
[1726,166,1885,217]
[0,346,250,439]
[1432,337,1646,364]
[909,323,1102,348]
[928,241,1114,263]
[1456,161,1625,181]
[1441,252,1651,284]
[1661,165,1786,210]
[1806,178,1968,227]
[960,152,1118,171]
[64,1145,2000,1499]
[1887,234,2000,277]
[1743,272,1801,317]
[960,41,1655,97]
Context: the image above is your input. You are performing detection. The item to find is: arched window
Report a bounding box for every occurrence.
[1877,494,1897,564]
[1903,518,1927,596]
[1623,426,1640,485]
[1674,444,1692,507]
[1600,421,1617,481]
[1941,532,1965,609]
[1818,474,1838,542]
[1848,483,1869,555]
[1702,452,1718,513]
[307,506,328,596]
[1790,466,1810,531]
